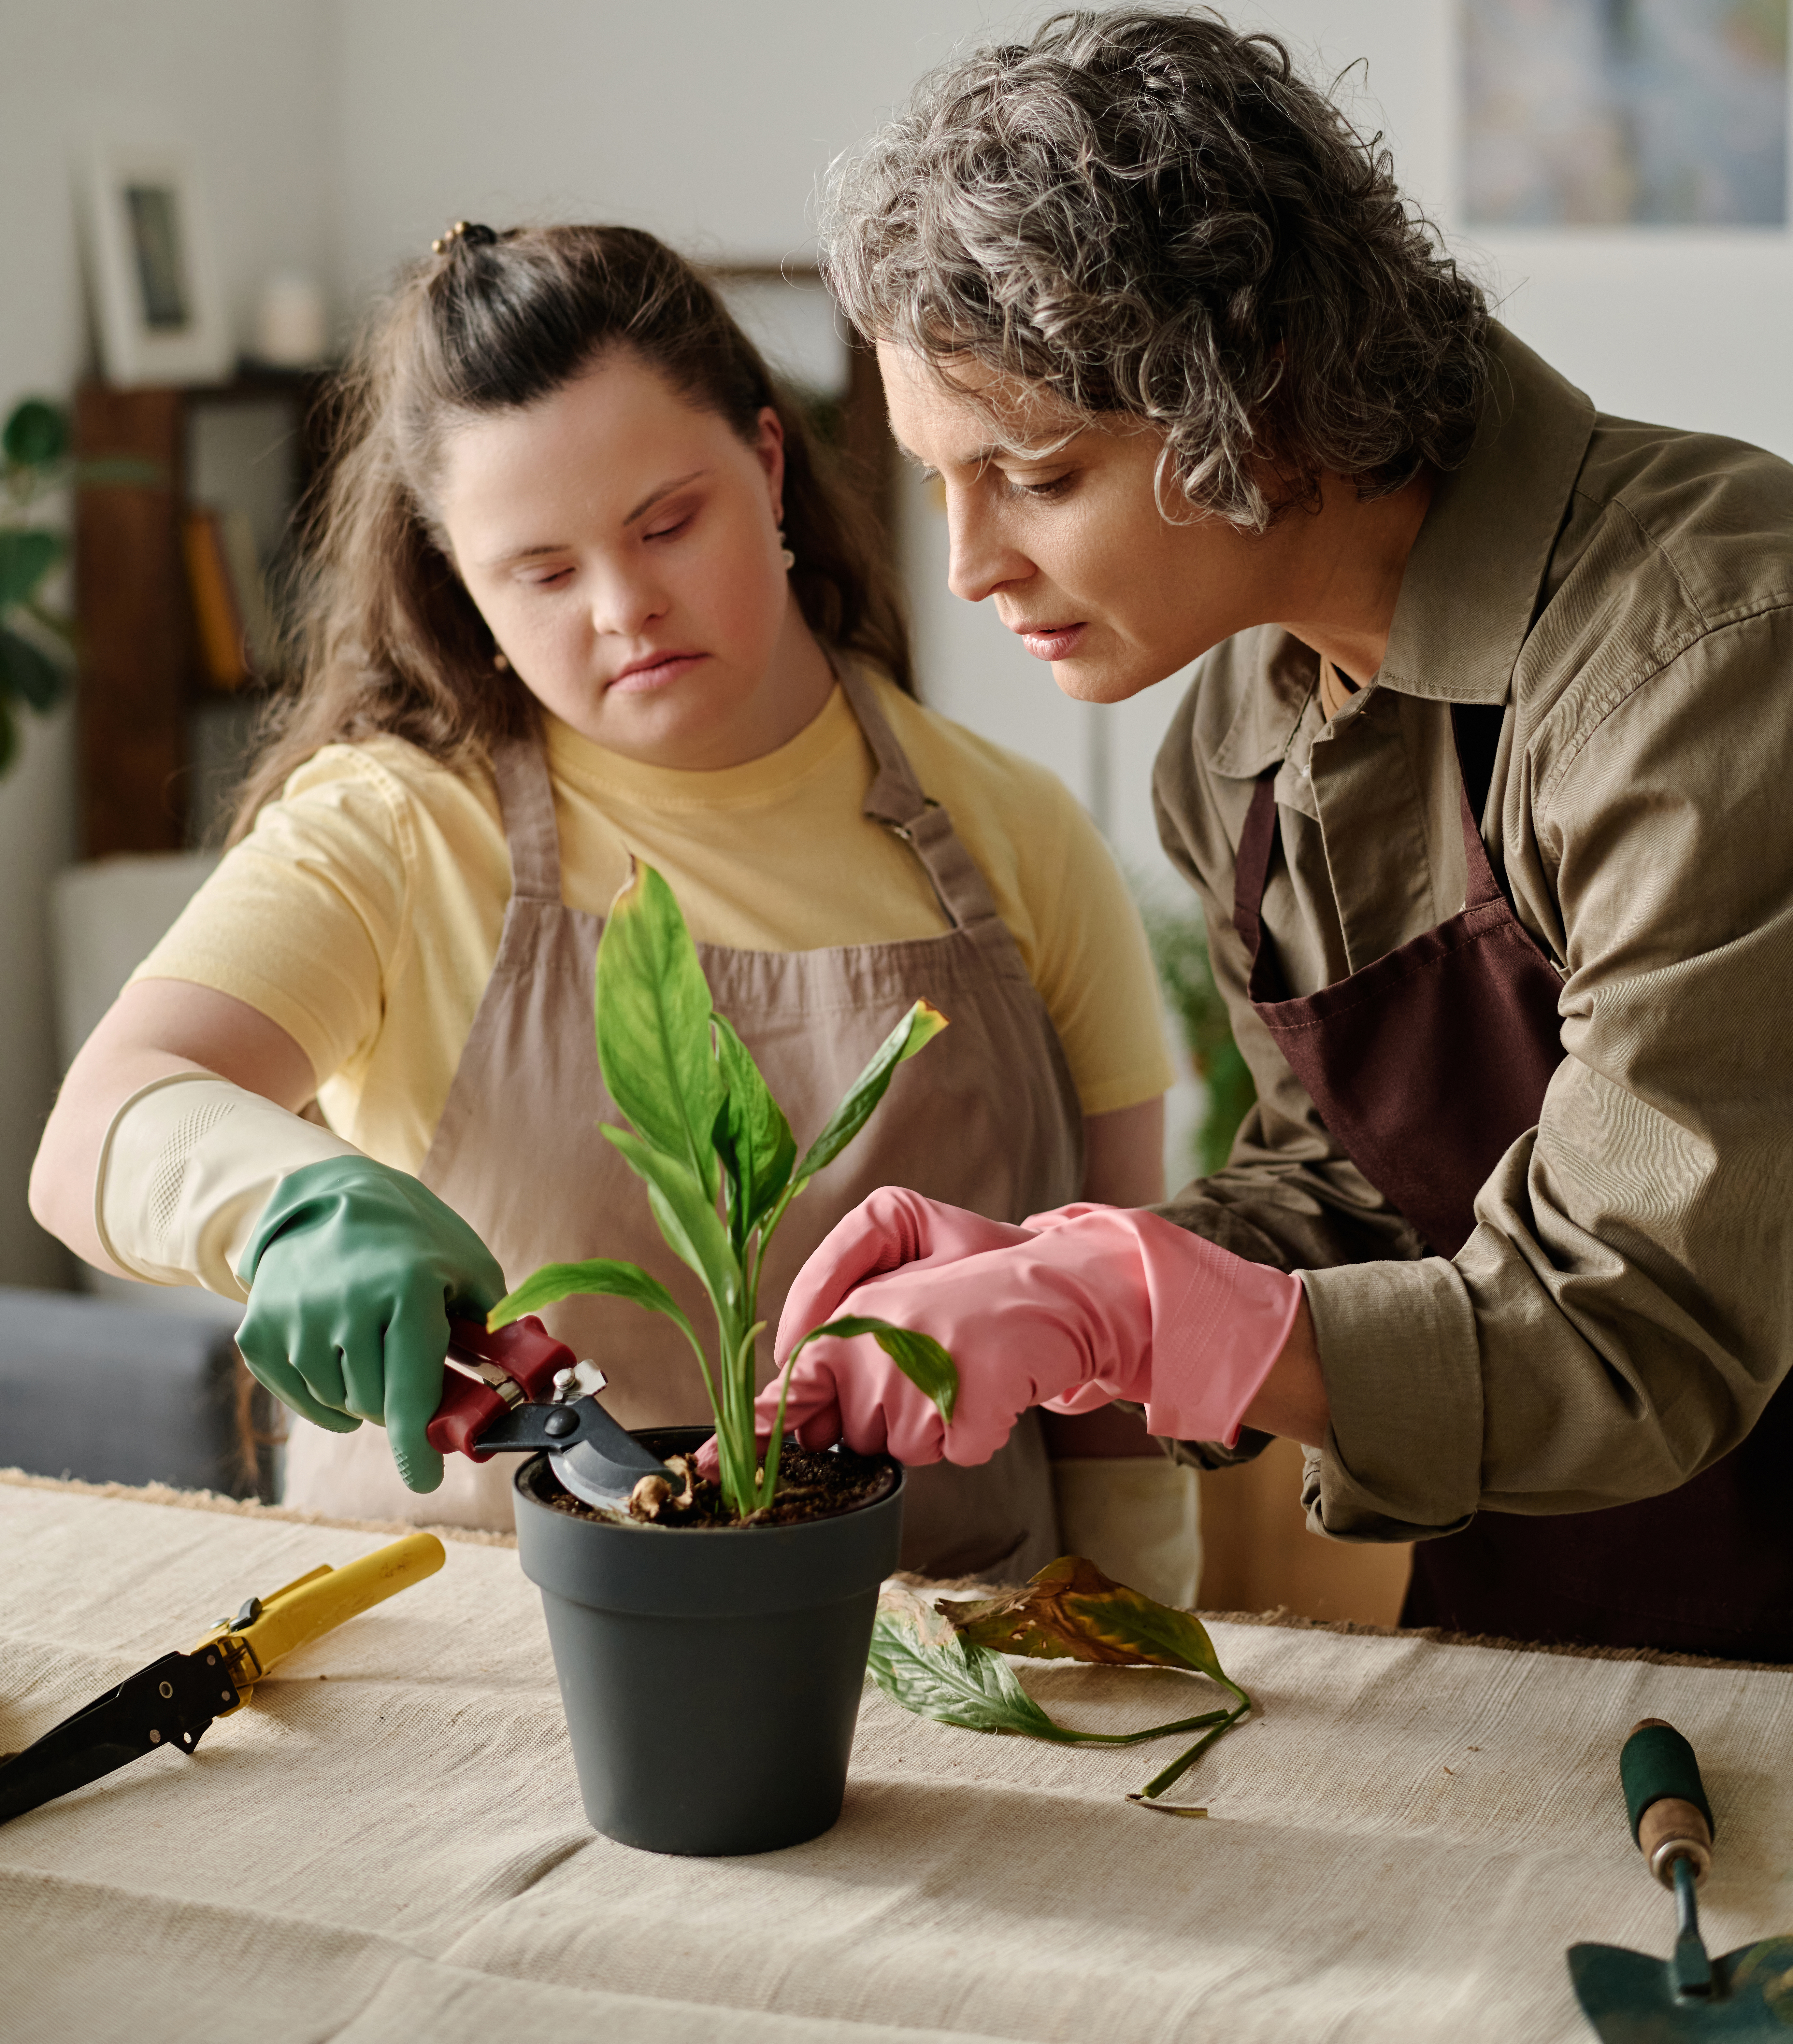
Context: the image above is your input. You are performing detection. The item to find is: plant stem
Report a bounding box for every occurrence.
[1135,1686,1251,1800]
[701,1280,754,1516]
[1040,1708,1232,1749]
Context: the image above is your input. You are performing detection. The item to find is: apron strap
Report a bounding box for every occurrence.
[490,735,563,905]
[488,671,1012,929]
[1232,772,1278,962]
[838,660,1002,931]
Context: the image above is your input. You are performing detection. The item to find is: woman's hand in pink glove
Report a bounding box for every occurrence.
[761,1186,1306,1466]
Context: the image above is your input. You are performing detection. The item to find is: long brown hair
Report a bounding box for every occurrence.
[234,224,910,837]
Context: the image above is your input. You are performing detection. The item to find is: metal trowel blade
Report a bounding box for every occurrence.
[1568,1935,1793,2040]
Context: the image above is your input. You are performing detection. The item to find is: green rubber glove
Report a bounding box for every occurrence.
[235,1156,506,1494]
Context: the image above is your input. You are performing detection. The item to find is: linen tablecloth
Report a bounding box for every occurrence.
[2,1470,1789,2043]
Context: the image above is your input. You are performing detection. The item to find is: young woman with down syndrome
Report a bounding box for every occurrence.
[31,224,1176,1580]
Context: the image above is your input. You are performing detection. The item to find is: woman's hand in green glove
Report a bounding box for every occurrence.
[234,1156,506,1493]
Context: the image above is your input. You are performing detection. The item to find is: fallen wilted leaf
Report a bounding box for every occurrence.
[948,1555,1234,1686]
[867,1586,1066,1741]
[868,1562,1250,1804]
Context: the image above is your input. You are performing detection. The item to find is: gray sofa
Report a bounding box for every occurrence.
[0,1285,273,1499]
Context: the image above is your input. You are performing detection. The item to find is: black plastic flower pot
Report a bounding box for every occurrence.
[513,1426,904,1857]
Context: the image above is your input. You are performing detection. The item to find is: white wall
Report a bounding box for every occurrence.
[329,2,1054,298]
[1255,2,1793,459]
[0,1,336,1285]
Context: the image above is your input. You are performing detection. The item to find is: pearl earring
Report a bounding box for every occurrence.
[777,528,796,571]
[493,651,509,672]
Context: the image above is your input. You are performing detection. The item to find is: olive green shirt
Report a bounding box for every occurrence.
[1152,327,1793,1544]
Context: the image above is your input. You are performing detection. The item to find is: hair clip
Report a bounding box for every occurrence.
[431,220,498,256]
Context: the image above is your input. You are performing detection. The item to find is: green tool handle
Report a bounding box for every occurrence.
[1621,1717,1714,1886]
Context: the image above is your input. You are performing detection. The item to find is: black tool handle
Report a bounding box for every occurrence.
[0,1648,237,1826]
[1621,1717,1714,1885]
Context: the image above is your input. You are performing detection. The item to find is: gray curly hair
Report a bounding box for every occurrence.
[820,7,1491,532]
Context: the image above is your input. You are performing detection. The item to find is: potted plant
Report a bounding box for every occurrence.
[489,863,958,1856]
[0,395,160,773]
[0,398,81,771]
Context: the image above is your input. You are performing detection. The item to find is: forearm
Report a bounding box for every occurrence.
[1241,1287,1328,1441]
[1081,1095,1166,1206]
[34,1047,210,1274]
[31,979,323,1279]
[1159,1148,1423,1273]
[1298,1129,1789,1543]
[1151,1121,1411,1471]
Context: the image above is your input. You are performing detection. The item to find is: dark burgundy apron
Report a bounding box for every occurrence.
[1233,709,1793,1661]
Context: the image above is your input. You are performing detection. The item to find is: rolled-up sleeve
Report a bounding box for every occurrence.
[1302,609,1793,1540]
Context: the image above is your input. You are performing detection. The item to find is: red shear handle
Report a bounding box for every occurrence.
[426,1315,578,1462]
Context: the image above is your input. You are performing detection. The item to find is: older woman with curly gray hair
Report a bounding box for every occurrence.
[764,7,1793,1661]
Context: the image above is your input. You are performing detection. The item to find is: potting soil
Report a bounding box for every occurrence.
[525,1440,900,1530]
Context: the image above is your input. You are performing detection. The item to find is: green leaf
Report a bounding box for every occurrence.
[601,1124,739,1323]
[0,626,67,713]
[21,600,77,651]
[488,1256,701,1355]
[595,864,724,1195]
[794,1314,957,1425]
[0,529,63,610]
[793,997,949,1190]
[942,1556,1252,1800]
[3,399,68,470]
[868,1587,1068,1740]
[868,1584,1231,1754]
[711,1013,796,1252]
[1138,889,1258,1179]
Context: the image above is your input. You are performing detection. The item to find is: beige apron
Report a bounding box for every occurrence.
[283,666,1085,1576]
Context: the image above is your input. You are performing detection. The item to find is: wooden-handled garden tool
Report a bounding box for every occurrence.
[1568,1718,1793,2039]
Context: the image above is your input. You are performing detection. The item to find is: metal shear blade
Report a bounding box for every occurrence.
[468,1391,674,1510]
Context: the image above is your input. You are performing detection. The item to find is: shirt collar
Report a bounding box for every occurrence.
[1377,324,1596,706]
[1202,324,1597,778]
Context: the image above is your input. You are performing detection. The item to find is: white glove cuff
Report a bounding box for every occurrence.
[95,1072,360,1300]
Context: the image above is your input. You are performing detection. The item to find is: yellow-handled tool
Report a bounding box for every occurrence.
[192,1531,444,1702]
[0,1532,444,1825]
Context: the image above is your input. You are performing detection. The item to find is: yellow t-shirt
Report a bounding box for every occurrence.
[134,670,1173,1172]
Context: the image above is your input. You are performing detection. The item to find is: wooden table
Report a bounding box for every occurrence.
[2,1471,1789,2043]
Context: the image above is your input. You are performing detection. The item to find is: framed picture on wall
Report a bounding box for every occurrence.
[83,142,233,386]
[1462,0,1790,228]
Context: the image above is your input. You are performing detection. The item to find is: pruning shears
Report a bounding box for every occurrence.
[431,1315,674,1509]
[0,1323,666,1831]
[0,1531,444,1827]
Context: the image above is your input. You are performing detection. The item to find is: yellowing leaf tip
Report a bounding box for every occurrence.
[897,998,950,1062]
[607,857,661,921]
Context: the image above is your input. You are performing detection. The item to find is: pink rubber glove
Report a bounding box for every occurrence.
[760,1187,1304,1466]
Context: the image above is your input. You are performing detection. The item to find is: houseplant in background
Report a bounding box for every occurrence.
[0,399,79,773]
[1140,890,1257,1178]
[0,395,158,776]
[488,862,958,1855]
